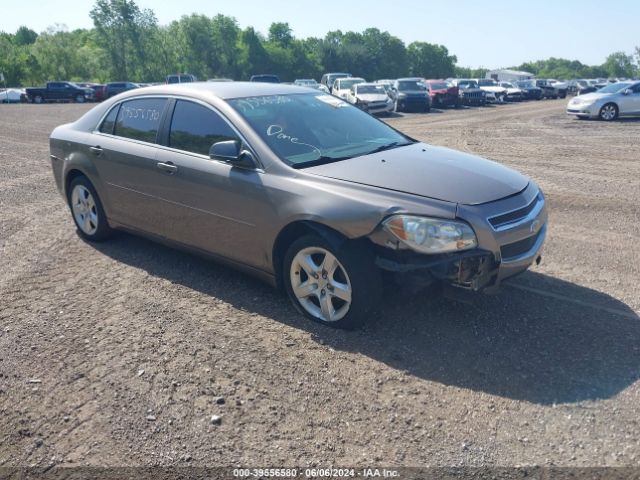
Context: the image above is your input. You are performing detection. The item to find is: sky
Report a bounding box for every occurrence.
[2,0,639,68]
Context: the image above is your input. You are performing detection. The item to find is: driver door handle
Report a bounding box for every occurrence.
[89,146,103,156]
[157,161,178,174]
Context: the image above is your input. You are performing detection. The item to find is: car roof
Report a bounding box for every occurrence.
[108,81,316,101]
[336,77,365,83]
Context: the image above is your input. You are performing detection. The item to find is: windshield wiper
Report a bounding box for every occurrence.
[364,141,412,155]
[291,155,355,169]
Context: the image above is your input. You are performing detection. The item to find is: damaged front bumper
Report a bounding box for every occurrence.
[375,248,500,292]
[370,183,547,293]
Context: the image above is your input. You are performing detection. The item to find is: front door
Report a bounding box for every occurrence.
[151,99,272,268]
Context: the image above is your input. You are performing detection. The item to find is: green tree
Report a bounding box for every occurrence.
[89,0,158,80]
[603,51,637,78]
[268,22,293,47]
[14,26,38,46]
[407,41,456,78]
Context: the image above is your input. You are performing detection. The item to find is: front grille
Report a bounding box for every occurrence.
[489,193,542,229]
[501,228,543,259]
[368,101,386,109]
[465,91,483,98]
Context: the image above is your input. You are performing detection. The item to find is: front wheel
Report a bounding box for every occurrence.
[33,95,44,104]
[67,176,113,241]
[599,103,618,121]
[75,94,85,103]
[284,234,381,329]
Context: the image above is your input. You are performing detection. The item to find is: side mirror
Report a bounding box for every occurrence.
[622,89,632,95]
[209,140,256,169]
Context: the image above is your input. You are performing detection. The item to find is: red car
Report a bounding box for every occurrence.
[425,80,461,108]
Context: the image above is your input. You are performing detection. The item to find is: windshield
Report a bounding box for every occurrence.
[397,80,426,91]
[336,79,364,90]
[517,80,535,88]
[500,82,515,88]
[356,85,386,94]
[478,79,497,86]
[458,81,477,89]
[228,93,412,168]
[295,80,317,86]
[597,82,632,93]
[429,82,450,90]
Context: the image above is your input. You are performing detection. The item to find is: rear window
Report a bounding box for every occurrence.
[99,104,120,134]
[113,98,166,143]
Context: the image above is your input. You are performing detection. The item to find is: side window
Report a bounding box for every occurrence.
[169,100,238,156]
[113,98,166,143]
[99,104,120,134]
[632,84,640,93]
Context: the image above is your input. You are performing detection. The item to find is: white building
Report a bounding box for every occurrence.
[486,69,535,82]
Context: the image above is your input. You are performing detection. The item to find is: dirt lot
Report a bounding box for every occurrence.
[1,100,639,469]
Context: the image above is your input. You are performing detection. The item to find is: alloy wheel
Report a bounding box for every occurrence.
[71,185,99,235]
[289,247,352,322]
[600,104,617,121]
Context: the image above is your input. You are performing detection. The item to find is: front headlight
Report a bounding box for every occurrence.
[397,92,407,99]
[572,97,593,106]
[383,215,477,254]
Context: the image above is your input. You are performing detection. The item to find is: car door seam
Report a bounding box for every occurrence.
[106,182,256,227]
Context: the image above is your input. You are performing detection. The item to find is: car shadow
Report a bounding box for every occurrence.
[89,232,640,406]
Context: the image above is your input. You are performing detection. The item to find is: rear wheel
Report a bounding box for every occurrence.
[33,95,44,104]
[284,234,381,329]
[599,103,618,121]
[67,176,113,241]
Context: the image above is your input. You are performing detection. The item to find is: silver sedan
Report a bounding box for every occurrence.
[567,81,640,120]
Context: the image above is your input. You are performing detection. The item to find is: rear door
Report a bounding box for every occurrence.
[90,96,170,234]
[48,82,65,101]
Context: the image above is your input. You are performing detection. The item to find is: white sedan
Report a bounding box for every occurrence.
[0,88,25,103]
[332,77,366,100]
[345,83,394,115]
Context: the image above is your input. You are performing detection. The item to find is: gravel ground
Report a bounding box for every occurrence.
[0,100,639,469]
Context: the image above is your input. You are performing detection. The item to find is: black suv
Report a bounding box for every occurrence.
[249,74,281,83]
[103,82,139,99]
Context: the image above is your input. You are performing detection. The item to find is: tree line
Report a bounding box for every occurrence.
[1,0,638,87]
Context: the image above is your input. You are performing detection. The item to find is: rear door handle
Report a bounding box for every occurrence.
[157,161,178,174]
[89,146,103,155]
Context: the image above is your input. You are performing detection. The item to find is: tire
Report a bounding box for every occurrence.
[75,94,85,103]
[599,103,618,121]
[283,234,381,329]
[67,176,113,241]
[34,95,44,104]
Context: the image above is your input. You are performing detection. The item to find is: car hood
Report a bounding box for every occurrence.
[480,86,506,93]
[305,143,529,205]
[573,92,610,102]
[357,93,389,102]
[398,90,428,96]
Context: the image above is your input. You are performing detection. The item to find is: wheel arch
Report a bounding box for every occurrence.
[64,169,88,200]
[272,220,352,290]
